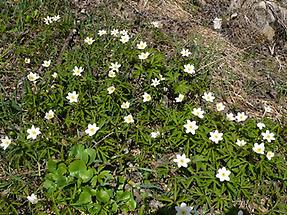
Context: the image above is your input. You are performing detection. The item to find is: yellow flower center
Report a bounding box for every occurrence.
[179,159,185,164]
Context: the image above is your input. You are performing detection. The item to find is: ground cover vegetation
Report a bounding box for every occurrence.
[1,0,287,214]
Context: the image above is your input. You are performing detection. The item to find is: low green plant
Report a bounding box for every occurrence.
[43,144,136,214]
[1,1,287,214]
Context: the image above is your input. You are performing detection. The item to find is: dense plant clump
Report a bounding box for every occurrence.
[1,4,287,214]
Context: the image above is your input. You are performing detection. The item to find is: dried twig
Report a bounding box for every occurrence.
[93,132,114,147]
[56,29,77,65]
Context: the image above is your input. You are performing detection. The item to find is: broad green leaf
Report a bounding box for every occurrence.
[69,160,86,177]
[43,179,54,190]
[126,197,137,211]
[78,151,89,164]
[52,174,68,187]
[88,204,102,214]
[57,163,67,175]
[75,189,92,205]
[47,160,57,172]
[96,190,110,203]
[111,202,118,213]
[79,168,94,183]
[85,148,97,165]
[116,191,131,202]
[69,144,85,157]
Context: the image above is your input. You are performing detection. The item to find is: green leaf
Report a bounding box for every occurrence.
[57,163,67,175]
[52,174,68,187]
[69,160,86,177]
[96,190,110,203]
[69,144,85,157]
[43,179,54,190]
[127,198,137,211]
[75,189,92,205]
[116,191,131,202]
[111,202,118,213]
[76,150,89,164]
[47,160,57,172]
[79,168,94,183]
[85,148,97,165]
[88,204,102,214]
[91,175,98,187]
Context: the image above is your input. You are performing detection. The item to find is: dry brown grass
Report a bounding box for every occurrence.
[124,0,191,21]
[109,0,287,121]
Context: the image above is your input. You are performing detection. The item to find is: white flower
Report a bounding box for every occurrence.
[183,120,198,135]
[262,130,275,143]
[137,41,147,50]
[216,167,231,182]
[27,125,41,140]
[85,123,100,136]
[226,113,235,121]
[173,154,191,168]
[151,21,162,28]
[175,202,193,215]
[138,52,150,60]
[98,29,107,36]
[124,114,134,124]
[209,130,223,144]
[151,131,160,138]
[183,64,195,74]
[264,105,272,113]
[120,30,128,35]
[84,37,95,45]
[120,34,130,43]
[142,92,152,102]
[25,58,30,64]
[192,107,205,119]
[236,139,246,147]
[252,142,265,154]
[45,110,55,120]
[27,72,40,82]
[52,15,60,22]
[257,122,265,130]
[109,62,121,72]
[111,29,119,37]
[66,91,79,103]
[181,49,191,57]
[52,72,58,78]
[202,92,215,102]
[42,60,51,67]
[108,71,116,78]
[151,78,160,87]
[216,102,225,111]
[266,151,274,160]
[1,136,12,150]
[72,66,84,76]
[44,16,53,25]
[238,210,244,215]
[213,17,222,30]
[107,86,115,94]
[27,194,38,204]
[121,101,130,109]
[159,74,165,81]
[175,94,184,103]
[235,112,248,122]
